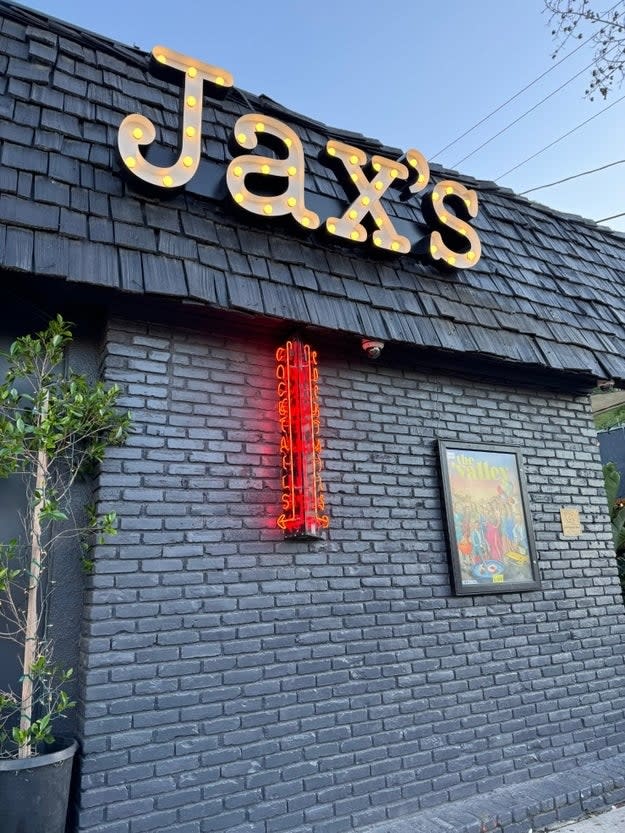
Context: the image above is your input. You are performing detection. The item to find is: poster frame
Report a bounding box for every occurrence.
[438,440,541,595]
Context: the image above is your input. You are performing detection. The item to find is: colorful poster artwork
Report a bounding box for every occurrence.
[441,446,539,592]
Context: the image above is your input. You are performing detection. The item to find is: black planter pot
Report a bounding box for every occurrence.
[0,738,78,833]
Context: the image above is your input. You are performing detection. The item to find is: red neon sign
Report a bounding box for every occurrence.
[276,339,329,539]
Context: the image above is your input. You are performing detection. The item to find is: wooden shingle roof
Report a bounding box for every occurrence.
[1,0,624,384]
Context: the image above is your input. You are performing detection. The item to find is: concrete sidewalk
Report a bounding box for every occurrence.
[547,804,625,832]
[362,754,625,833]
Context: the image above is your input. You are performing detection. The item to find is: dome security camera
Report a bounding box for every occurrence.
[361,339,384,359]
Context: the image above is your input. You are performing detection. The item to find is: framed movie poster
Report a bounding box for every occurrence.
[438,441,540,595]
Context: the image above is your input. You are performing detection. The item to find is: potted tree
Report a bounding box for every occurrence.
[0,315,130,833]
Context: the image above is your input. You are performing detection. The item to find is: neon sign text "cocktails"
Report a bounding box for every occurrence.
[276,339,328,539]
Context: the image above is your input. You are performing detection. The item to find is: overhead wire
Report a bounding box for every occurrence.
[519,159,625,194]
[430,1,625,227]
[497,90,625,179]
[432,38,589,159]
[597,210,625,222]
[433,0,621,160]
[450,61,594,168]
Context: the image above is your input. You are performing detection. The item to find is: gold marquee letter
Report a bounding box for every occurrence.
[118,46,233,189]
[226,115,320,229]
[427,180,482,269]
[325,140,410,253]
[405,148,430,195]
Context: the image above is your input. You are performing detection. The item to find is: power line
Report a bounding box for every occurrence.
[433,0,621,160]
[451,61,593,168]
[433,40,589,159]
[497,91,625,179]
[519,158,625,194]
[597,210,625,223]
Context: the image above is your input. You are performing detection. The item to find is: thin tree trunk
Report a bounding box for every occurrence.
[18,394,49,759]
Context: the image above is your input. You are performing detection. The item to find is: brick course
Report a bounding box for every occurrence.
[76,316,625,833]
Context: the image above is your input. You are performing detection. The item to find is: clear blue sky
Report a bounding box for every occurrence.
[23,0,625,231]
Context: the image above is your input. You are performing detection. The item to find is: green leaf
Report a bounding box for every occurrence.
[40,509,68,522]
[11,727,28,746]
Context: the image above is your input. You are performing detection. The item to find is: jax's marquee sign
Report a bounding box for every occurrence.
[118,47,482,270]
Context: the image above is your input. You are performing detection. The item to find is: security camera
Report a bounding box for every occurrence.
[361,339,384,359]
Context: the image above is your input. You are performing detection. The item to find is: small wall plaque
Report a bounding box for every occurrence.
[560,507,583,537]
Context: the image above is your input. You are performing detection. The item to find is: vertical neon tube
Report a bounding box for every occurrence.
[276,339,328,539]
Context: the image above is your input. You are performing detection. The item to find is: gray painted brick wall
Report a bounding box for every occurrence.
[76,316,625,833]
